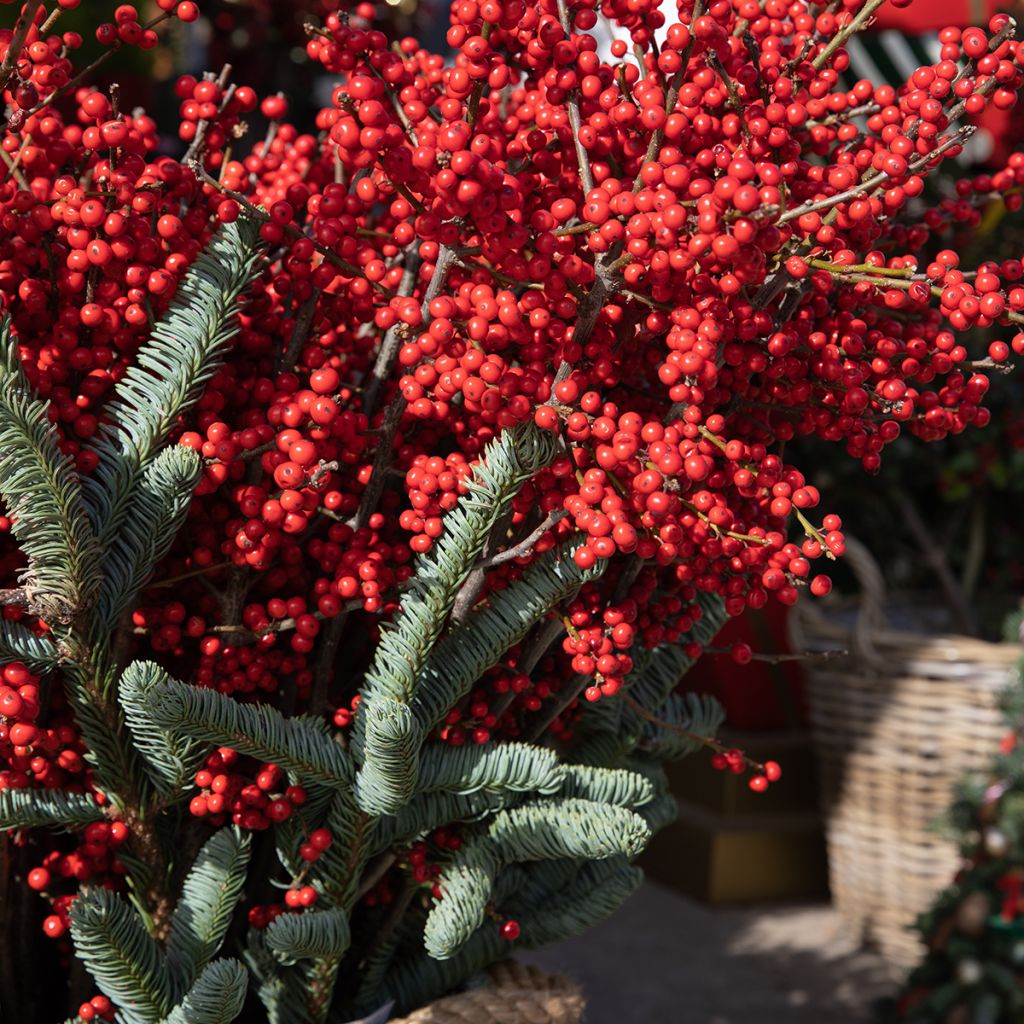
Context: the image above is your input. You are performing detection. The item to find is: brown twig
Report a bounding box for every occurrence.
[278,291,320,374]
[361,249,422,416]
[479,510,569,569]
[890,487,977,636]
[0,2,42,92]
[701,646,848,664]
[182,64,235,166]
[621,692,765,771]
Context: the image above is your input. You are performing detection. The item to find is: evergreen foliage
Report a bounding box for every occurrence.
[0,218,731,1024]
[0,319,102,623]
[81,218,265,550]
[166,829,252,996]
[0,787,105,829]
[0,618,57,672]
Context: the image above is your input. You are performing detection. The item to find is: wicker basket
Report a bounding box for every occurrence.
[388,963,584,1024]
[791,537,1021,966]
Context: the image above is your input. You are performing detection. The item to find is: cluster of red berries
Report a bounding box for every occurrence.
[710,750,783,793]
[0,658,92,796]
[188,749,309,830]
[75,995,116,1023]
[2,0,1024,980]
[561,596,636,702]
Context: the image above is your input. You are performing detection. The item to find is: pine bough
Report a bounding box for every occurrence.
[0,220,729,1023]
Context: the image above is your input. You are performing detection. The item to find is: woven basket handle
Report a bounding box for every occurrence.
[842,536,889,664]
[789,534,888,667]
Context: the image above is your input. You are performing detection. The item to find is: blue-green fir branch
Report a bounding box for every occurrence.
[0,318,102,622]
[368,790,505,856]
[265,908,351,966]
[511,857,644,948]
[421,842,499,960]
[82,218,265,548]
[488,798,650,862]
[383,858,642,1013]
[0,787,104,830]
[165,958,248,1024]
[119,661,209,798]
[92,445,202,638]
[356,423,558,744]
[245,930,318,1024]
[68,888,172,1024]
[354,697,422,815]
[166,828,252,998]
[306,790,370,908]
[423,798,650,959]
[0,619,57,673]
[622,592,727,723]
[58,663,142,802]
[417,741,564,798]
[407,541,605,734]
[273,782,337,878]
[144,677,353,789]
[636,691,727,760]
[558,764,654,807]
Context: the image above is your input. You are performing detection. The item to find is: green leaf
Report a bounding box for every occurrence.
[119,661,209,797]
[265,908,351,965]
[145,677,353,788]
[166,828,252,998]
[0,317,101,622]
[92,445,202,637]
[165,958,248,1024]
[69,888,171,1024]
[0,619,57,673]
[0,787,104,830]
[82,218,265,548]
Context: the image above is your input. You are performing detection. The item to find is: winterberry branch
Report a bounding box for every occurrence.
[188,161,397,298]
[810,0,886,71]
[701,646,848,664]
[621,692,765,771]
[181,64,234,165]
[27,9,176,117]
[554,0,595,196]
[633,0,704,193]
[0,1,42,92]
[479,510,569,569]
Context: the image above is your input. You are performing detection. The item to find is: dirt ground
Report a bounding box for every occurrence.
[524,882,902,1023]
